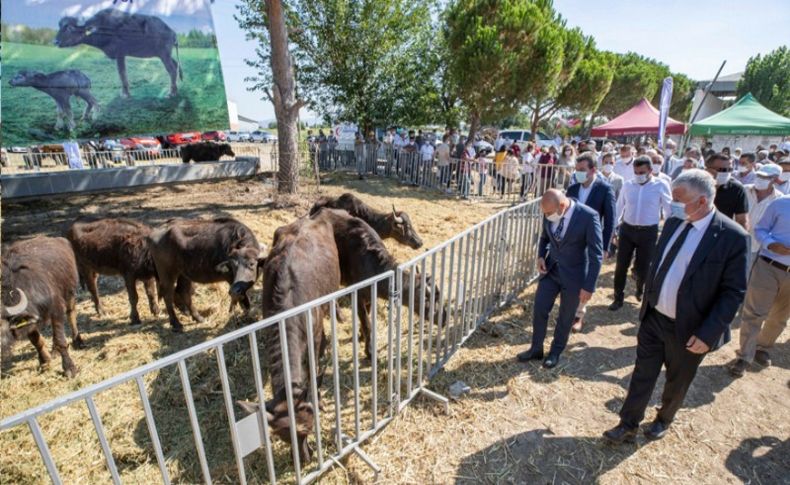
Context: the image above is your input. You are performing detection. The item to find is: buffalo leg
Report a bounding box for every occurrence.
[125,276,142,327]
[160,53,179,97]
[84,269,104,316]
[117,57,131,98]
[62,99,75,132]
[77,89,99,121]
[51,312,78,378]
[356,297,373,360]
[159,274,184,332]
[54,105,65,131]
[175,276,204,323]
[66,296,84,349]
[28,329,52,369]
[144,278,160,316]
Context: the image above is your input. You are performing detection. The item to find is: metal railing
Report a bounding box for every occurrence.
[0,171,544,484]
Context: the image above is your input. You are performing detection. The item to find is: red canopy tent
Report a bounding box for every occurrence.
[591,98,686,137]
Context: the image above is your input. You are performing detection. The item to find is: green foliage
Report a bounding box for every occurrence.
[1,23,56,45]
[268,121,278,129]
[596,52,666,118]
[737,46,790,116]
[177,29,218,48]
[652,71,694,122]
[554,45,615,116]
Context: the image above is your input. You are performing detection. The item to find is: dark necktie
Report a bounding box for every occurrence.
[647,222,694,308]
[553,216,565,241]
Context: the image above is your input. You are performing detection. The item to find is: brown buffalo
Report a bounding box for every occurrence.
[148,217,265,331]
[310,208,443,359]
[1,237,82,377]
[237,214,341,463]
[310,192,423,248]
[66,218,160,326]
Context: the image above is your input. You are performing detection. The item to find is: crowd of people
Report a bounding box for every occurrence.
[516,136,788,443]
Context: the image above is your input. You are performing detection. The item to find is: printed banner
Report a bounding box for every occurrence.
[657,76,673,150]
[1,0,229,147]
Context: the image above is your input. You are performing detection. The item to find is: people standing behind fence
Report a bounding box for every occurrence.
[493,146,507,195]
[704,152,749,230]
[558,144,576,188]
[610,156,672,311]
[600,153,625,201]
[418,137,435,186]
[603,169,749,444]
[477,148,490,196]
[436,135,452,191]
[520,142,537,200]
[537,145,558,194]
[517,189,603,368]
[459,142,475,199]
[501,148,520,197]
[566,151,616,332]
[727,193,790,378]
[614,144,636,182]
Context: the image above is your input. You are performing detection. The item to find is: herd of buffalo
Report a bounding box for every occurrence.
[1,193,439,460]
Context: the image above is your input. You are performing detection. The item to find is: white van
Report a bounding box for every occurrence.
[498,130,558,150]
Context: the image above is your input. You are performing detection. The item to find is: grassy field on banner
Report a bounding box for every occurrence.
[1,42,228,146]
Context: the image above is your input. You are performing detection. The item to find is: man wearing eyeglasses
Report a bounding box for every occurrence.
[705,152,748,230]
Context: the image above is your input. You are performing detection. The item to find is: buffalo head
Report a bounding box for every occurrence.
[54,17,91,48]
[1,289,32,362]
[221,144,235,158]
[237,386,315,462]
[9,70,46,88]
[215,244,267,303]
[389,205,423,249]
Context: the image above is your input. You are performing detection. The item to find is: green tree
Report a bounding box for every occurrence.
[444,0,565,141]
[595,52,666,119]
[737,46,790,116]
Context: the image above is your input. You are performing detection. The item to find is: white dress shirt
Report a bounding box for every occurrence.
[614,157,635,181]
[616,177,672,226]
[550,200,575,239]
[578,175,596,204]
[655,210,716,319]
[745,185,782,254]
[776,180,790,195]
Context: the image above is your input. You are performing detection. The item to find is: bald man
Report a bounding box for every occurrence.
[518,189,604,368]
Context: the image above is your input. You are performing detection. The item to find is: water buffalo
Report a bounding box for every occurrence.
[237,214,341,463]
[9,69,98,132]
[66,218,160,326]
[1,237,82,378]
[310,208,443,359]
[148,217,266,331]
[310,193,423,248]
[54,9,182,98]
[180,142,235,163]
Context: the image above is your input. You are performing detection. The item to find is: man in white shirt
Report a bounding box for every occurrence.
[662,139,682,175]
[610,156,672,310]
[735,152,757,186]
[417,140,435,185]
[613,144,635,181]
[600,153,625,200]
[436,134,452,189]
[775,158,790,194]
[742,163,784,267]
[605,169,749,443]
[648,152,672,188]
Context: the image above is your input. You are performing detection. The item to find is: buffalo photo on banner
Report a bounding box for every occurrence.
[1,0,229,147]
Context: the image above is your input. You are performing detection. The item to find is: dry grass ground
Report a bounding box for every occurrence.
[0,172,507,483]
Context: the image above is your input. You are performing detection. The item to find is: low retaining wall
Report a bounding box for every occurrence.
[0,157,259,200]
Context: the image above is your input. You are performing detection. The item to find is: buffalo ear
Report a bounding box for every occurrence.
[215,261,232,274]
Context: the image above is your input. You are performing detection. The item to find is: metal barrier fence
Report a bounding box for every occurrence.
[312,143,573,202]
[0,187,543,484]
[1,143,276,175]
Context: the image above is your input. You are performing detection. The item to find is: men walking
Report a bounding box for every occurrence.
[727,194,790,377]
[566,152,616,332]
[600,152,625,200]
[610,156,672,310]
[614,144,635,182]
[742,164,783,267]
[705,152,749,230]
[604,169,749,443]
[517,189,603,368]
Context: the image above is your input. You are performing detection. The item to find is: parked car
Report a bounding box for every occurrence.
[202,130,227,142]
[9,146,29,153]
[162,131,202,148]
[250,130,276,143]
[227,131,251,142]
[100,139,127,164]
[498,129,558,150]
[120,136,162,158]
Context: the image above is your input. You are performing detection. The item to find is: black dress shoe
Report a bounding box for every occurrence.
[542,353,560,368]
[517,348,544,362]
[635,289,643,302]
[755,350,772,367]
[608,300,624,311]
[644,419,669,440]
[603,424,638,443]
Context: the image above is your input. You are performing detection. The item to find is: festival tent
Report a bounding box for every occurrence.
[689,93,790,136]
[590,98,687,137]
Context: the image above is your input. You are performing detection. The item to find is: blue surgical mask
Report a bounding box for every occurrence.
[574,170,588,184]
[670,201,687,220]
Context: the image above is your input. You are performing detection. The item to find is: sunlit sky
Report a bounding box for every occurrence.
[211,0,790,122]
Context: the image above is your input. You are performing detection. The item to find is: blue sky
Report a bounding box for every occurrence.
[213,0,789,122]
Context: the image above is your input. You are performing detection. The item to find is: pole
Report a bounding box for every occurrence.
[682,60,726,152]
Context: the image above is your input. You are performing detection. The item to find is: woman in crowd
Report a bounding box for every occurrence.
[520,142,536,200]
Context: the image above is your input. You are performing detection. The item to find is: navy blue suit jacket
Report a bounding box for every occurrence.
[641,211,749,351]
[566,177,616,253]
[538,203,603,293]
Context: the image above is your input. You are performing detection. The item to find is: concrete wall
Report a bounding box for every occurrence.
[1,158,259,200]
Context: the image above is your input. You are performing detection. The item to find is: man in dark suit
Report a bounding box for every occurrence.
[566,151,616,332]
[604,169,749,443]
[517,189,603,368]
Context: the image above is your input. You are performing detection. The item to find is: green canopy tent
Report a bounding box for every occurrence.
[690,93,790,136]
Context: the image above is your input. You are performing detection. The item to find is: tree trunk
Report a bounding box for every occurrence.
[530,108,541,142]
[266,0,303,194]
[466,112,480,145]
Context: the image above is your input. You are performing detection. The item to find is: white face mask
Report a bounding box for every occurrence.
[670,201,687,220]
[545,211,562,223]
[716,172,730,186]
[738,165,750,174]
[574,170,588,184]
[652,164,661,175]
[634,173,649,184]
[753,178,771,190]
[780,172,790,182]
[602,164,613,175]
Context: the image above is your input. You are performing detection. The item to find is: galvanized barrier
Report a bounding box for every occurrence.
[0,191,543,483]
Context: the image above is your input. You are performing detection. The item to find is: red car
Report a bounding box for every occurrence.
[163,131,202,147]
[202,130,227,142]
[120,136,161,157]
